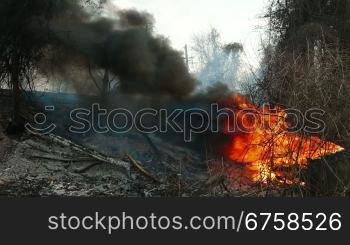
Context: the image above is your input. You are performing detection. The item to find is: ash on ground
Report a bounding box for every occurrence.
[0,121,249,197]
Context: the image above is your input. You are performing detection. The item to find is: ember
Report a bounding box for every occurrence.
[221,95,344,184]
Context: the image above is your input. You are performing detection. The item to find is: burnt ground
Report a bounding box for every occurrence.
[0,131,184,197]
[0,126,262,197]
[0,127,296,197]
[0,91,298,197]
[0,121,212,197]
[0,95,232,197]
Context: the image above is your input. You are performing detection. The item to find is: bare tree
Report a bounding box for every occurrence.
[0,0,103,132]
[0,0,53,131]
[88,65,119,97]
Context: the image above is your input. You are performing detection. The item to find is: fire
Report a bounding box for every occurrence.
[221,94,344,184]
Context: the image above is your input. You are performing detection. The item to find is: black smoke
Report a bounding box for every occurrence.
[39,0,196,98]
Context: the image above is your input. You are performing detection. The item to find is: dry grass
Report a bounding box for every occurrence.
[250,44,350,196]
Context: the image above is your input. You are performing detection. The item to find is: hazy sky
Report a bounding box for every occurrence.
[113,0,268,67]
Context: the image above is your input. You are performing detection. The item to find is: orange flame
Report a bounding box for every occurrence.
[221,94,344,184]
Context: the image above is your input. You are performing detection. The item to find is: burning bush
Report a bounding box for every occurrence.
[218,94,344,185]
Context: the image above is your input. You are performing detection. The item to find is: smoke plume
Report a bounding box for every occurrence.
[40,0,196,98]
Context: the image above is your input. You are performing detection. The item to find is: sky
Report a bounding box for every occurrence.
[113,0,268,68]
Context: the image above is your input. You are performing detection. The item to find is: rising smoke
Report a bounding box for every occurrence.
[38,0,196,98]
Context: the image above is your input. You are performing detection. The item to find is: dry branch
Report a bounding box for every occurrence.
[74,162,102,174]
[126,153,161,184]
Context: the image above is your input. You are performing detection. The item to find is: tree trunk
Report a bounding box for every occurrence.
[102,69,110,96]
[12,75,21,123]
[101,69,110,105]
[8,55,24,133]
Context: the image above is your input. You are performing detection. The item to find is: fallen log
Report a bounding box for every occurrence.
[28,131,130,174]
[25,140,85,160]
[29,154,93,163]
